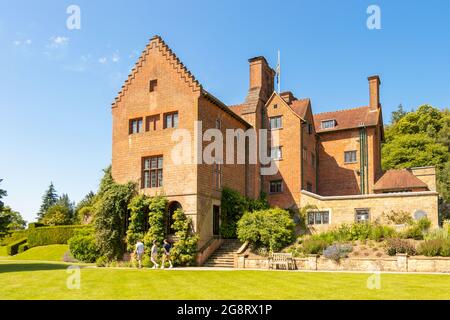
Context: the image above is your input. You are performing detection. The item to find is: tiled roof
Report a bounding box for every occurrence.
[373,169,429,191]
[313,106,380,133]
[290,98,310,119]
[202,91,251,128]
[228,103,246,116]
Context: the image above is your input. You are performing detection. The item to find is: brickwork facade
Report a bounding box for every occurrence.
[111,36,439,250]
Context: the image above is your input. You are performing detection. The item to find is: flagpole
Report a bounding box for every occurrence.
[277,49,281,94]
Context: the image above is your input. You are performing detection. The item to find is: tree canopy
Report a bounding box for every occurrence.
[0,206,26,234]
[0,179,7,212]
[383,104,450,220]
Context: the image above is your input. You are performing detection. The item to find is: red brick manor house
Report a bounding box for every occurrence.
[111,36,438,256]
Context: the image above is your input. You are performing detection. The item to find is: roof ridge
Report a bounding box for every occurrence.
[291,97,311,104]
[314,105,369,116]
[112,35,202,108]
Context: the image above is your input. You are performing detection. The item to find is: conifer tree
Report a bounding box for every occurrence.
[37,182,58,220]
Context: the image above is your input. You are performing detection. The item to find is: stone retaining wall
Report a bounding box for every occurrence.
[234,254,450,273]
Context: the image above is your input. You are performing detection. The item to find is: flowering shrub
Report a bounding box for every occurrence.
[385,238,416,256]
[323,244,353,262]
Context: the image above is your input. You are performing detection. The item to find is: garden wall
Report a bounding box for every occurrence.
[235,254,450,273]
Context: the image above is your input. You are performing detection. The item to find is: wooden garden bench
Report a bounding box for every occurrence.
[268,253,295,270]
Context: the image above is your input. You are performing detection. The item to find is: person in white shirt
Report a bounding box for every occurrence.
[134,240,145,269]
[150,240,159,269]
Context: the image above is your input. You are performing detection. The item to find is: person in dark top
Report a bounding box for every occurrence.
[161,239,173,269]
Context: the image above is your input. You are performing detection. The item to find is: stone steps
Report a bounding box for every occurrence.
[204,239,241,268]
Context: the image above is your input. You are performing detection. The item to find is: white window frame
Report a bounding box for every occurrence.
[307,209,331,225]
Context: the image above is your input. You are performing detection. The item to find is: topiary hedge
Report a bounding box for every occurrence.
[27,225,88,248]
[18,243,29,254]
[0,229,29,246]
[6,237,27,255]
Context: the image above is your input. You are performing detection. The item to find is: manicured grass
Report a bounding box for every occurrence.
[0,261,449,299]
[1,245,69,261]
[0,246,7,257]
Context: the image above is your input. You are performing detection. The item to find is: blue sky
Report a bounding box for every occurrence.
[1,0,449,223]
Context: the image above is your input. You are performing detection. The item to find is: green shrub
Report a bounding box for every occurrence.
[95,256,109,267]
[94,181,136,261]
[68,228,101,263]
[170,209,199,266]
[417,238,450,257]
[6,237,27,255]
[27,225,88,247]
[401,218,432,240]
[143,195,167,248]
[220,188,269,239]
[310,232,336,244]
[385,238,416,256]
[310,223,396,243]
[424,228,449,241]
[126,194,151,251]
[300,238,328,255]
[348,223,372,240]
[285,245,303,257]
[237,208,295,252]
[369,225,397,241]
[18,243,28,253]
[442,241,450,256]
[220,188,248,239]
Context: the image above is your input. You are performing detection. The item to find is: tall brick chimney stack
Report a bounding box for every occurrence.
[368,75,381,110]
[248,56,275,99]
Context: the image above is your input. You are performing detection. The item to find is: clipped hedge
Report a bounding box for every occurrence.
[27,225,88,248]
[0,230,29,246]
[28,222,45,229]
[18,243,29,254]
[6,238,27,255]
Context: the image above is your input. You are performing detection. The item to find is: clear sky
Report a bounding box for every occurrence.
[1,0,449,223]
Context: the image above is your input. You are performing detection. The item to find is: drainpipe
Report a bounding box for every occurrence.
[301,121,304,191]
[359,126,368,195]
[359,127,365,195]
[365,128,369,194]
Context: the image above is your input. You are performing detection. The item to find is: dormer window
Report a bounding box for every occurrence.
[321,119,336,129]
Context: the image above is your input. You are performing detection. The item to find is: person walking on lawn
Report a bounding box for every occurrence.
[134,240,145,269]
[161,239,173,269]
[150,240,159,269]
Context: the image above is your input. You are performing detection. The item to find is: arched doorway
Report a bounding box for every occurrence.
[167,201,182,235]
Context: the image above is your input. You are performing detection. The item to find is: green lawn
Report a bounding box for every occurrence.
[0,245,69,261]
[0,260,449,299]
[0,246,6,256]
